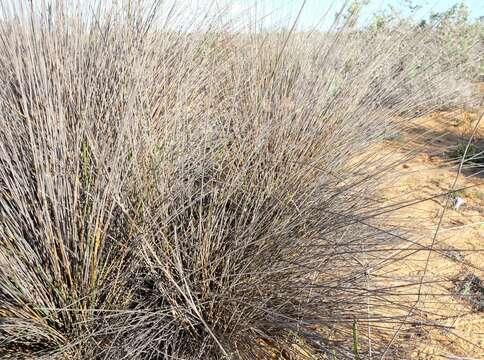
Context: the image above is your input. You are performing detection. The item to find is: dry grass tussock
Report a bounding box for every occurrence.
[0,1,481,359]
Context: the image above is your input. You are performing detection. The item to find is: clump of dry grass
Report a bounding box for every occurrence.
[0,1,480,359]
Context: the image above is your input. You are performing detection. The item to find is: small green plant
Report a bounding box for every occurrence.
[448,143,484,166]
[450,117,461,127]
[352,320,361,360]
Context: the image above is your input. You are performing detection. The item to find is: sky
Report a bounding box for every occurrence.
[172,0,484,31]
[297,0,484,27]
[3,1,483,31]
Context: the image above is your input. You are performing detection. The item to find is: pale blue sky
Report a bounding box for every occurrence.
[193,0,484,30]
[4,1,483,31]
[224,0,484,29]
[297,0,483,27]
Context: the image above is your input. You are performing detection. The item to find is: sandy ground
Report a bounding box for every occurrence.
[263,109,482,360]
[381,108,483,359]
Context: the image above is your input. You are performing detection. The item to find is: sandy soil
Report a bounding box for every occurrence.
[262,109,483,360]
[382,108,483,359]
